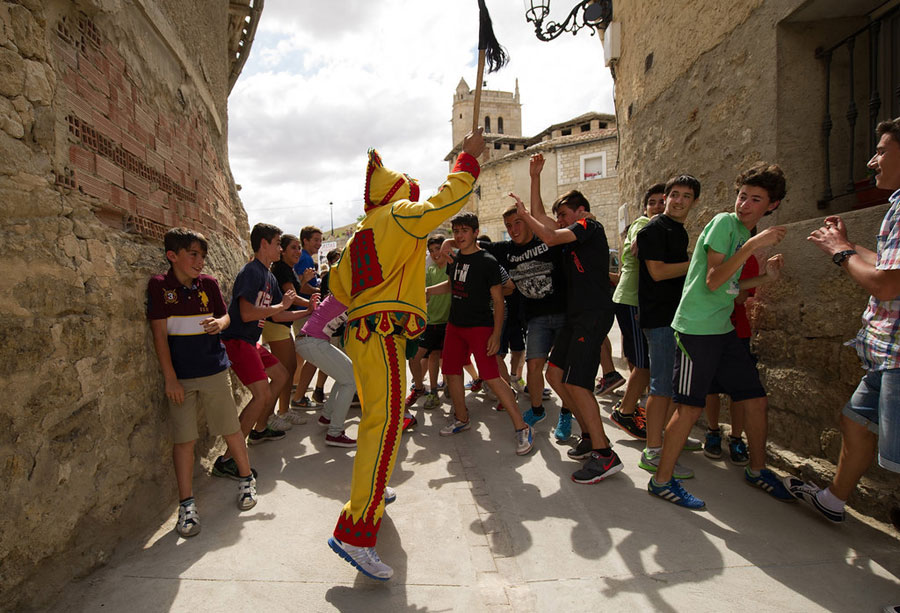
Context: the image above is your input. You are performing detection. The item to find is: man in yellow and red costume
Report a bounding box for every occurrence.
[327,128,485,580]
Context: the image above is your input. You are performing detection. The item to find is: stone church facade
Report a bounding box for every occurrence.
[1,1,260,608]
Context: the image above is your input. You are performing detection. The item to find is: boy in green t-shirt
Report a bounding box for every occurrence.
[649,163,793,509]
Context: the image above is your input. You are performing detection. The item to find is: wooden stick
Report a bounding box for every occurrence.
[472,49,485,133]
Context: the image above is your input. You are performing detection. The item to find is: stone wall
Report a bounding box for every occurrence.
[609,0,900,520]
[0,1,249,609]
[556,136,619,237]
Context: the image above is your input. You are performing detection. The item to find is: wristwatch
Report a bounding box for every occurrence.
[832,249,857,266]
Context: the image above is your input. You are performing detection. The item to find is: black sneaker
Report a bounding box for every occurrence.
[248,427,286,445]
[571,450,624,484]
[595,371,625,395]
[567,434,593,460]
[610,409,647,440]
[211,455,258,480]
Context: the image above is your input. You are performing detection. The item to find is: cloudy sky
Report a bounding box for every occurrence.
[227,0,615,235]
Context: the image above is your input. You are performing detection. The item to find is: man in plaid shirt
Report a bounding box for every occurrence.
[785,117,900,523]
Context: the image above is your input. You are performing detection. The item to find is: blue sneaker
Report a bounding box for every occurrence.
[745,468,796,502]
[328,537,393,580]
[554,411,573,441]
[522,408,547,427]
[647,477,705,509]
[704,430,723,459]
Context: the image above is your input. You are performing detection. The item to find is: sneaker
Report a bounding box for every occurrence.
[176,498,201,537]
[237,476,258,511]
[572,450,624,484]
[286,408,309,425]
[268,413,294,430]
[647,477,706,509]
[312,388,326,404]
[328,537,393,580]
[248,427,286,445]
[511,377,526,394]
[522,408,547,428]
[610,409,647,440]
[350,394,361,408]
[423,392,441,409]
[465,378,484,393]
[515,425,534,455]
[567,434,593,460]
[783,477,845,522]
[491,402,505,412]
[291,396,314,409]
[683,436,703,451]
[317,414,331,427]
[405,387,425,408]
[211,456,258,480]
[440,418,471,436]
[325,431,357,447]
[595,371,625,395]
[745,468,795,502]
[729,437,750,465]
[638,448,694,479]
[402,413,417,432]
[554,411,573,441]
[384,486,396,506]
[704,430,723,459]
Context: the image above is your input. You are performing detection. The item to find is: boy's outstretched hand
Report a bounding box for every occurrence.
[750,225,787,249]
[281,289,297,309]
[530,153,544,177]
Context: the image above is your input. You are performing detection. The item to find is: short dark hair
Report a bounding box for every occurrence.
[326,248,341,265]
[451,212,479,232]
[643,183,666,210]
[300,225,322,243]
[426,235,445,249]
[280,233,299,250]
[876,117,900,147]
[736,162,786,214]
[665,175,701,199]
[502,203,519,219]
[165,227,207,256]
[250,223,281,252]
[551,190,590,215]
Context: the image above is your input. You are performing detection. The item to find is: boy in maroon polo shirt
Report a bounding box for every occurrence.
[147,228,257,539]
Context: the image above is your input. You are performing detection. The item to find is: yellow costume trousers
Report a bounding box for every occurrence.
[333,314,408,547]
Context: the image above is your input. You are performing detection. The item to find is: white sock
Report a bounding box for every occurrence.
[817,487,846,512]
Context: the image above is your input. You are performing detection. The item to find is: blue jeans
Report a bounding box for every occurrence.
[526,312,566,361]
[295,335,355,437]
[643,326,676,398]
[842,368,900,473]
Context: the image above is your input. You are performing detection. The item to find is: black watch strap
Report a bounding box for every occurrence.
[832,249,857,266]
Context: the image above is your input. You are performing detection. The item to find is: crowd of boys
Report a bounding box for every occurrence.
[146,118,900,583]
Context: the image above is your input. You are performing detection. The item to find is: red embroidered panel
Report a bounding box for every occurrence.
[349,228,384,295]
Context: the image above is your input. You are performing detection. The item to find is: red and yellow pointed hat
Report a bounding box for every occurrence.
[364,148,420,211]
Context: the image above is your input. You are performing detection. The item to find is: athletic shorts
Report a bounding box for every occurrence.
[548,310,614,391]
[261,320,291,344]
[842,368,900,473]
[224,338,280,386]
[441,323,500,380]
[420,323,447,353]
[615,303,648,370]
[525,312,566,361]
[167,370,240,444]
[672,330,766,408]
[643,326,677,397]
[499,315,525,356]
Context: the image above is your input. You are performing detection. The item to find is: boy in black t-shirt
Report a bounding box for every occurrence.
[512,153,622,484]
[427,213,534,456]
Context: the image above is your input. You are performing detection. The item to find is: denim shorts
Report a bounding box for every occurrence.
[842,368,900,473]
[643,326,676,397]
[526,312,566,361]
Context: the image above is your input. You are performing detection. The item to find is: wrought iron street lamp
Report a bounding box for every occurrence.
[524,0,612,41]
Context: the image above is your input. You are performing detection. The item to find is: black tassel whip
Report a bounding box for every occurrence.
[472,0,509,132]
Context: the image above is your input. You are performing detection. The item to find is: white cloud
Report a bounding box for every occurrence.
[228,0,615,235]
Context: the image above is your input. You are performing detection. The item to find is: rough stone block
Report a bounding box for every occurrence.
[0,47,25,97]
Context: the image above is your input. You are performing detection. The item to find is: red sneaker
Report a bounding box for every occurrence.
[325,431,356,448]
[405,387,425,408]
[402,414,418,432]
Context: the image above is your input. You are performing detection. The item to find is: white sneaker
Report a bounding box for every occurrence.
[176,499,200,537]
[515,425,534,456]
[237,476,258,511]
[511,377,526,394]
[328,537,394,580]
[283,409,308,425]
[384,486,396,506]
[269,413,294,430]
